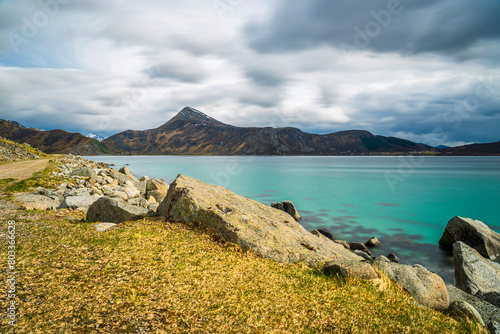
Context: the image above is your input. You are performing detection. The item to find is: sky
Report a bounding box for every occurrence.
[0,0,499,147]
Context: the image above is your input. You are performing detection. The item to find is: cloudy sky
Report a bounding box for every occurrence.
[1,0,499,146]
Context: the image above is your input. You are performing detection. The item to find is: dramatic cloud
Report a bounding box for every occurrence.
[0,0,499,146]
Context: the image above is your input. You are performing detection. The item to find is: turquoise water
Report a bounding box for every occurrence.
[85,155,500,282]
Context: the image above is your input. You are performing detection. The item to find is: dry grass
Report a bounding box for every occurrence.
[3,161,72,193]
[0,210,486,334]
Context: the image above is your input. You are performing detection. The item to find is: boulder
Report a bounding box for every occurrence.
[387,253,401,263]
[94,223,118,232]
[453,241,500,307]
[440,216,500,260]
[119,166,139,182]
[158,174,362,265]
[490,321,500,334]
[366,237,382,247]
[146,179,169,203]
[71,167,97,181]
[353,250,373,263]
[108,170,132,185]
[348,242,371,255]
[121,180,140,199]
[148,202,159,212]
[60,194,101,210]
[14,193,61,210]
[87,197,152,223]
[91,186,103,196]
[128,197,148,208]
[448,301,485,327]
[310,228,336,241]
[335,240,350,250]
[447,284,500,333]
[323,260,378,280]
[375,258,449,311]
[271,200,302,222]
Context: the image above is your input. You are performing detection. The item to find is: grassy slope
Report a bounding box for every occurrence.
[0,161,486,333]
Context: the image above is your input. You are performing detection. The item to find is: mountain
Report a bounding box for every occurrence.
[87,133,108,142]
[102,106,433,155]
[435,145,450,149]
[0,119,109,155]
[439,141,500,156]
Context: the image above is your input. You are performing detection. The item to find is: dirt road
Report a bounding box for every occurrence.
[0,159,50,181]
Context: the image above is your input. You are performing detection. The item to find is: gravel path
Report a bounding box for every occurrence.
[0,158,50,180]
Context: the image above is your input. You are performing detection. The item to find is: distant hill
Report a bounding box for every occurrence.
[0,119,109,155]
[439,141,500,156]
[435,145,450,149]
[102,106,433,155]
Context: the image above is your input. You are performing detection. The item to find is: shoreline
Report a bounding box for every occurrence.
[1,155,498,332]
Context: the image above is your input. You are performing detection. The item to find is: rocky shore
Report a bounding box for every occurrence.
[9,154,500,332]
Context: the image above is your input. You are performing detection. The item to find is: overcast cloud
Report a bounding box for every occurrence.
[0,0,499,146]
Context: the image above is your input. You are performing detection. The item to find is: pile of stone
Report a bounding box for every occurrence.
[0,137,45,161]
[14,155,170,221]
[438,216,500,333]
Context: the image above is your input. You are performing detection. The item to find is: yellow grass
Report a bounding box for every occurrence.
[0,210,486,333]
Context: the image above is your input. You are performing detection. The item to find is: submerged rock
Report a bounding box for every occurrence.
[310,228,336,241]
[158,174,362,265]
[375,258,449,311]
[366,237,382,247]
[271,200,302,222]
[440,216,500,260]
[453,241,500,307]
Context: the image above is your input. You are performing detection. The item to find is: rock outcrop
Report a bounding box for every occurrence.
[146,179,169,203]
[271,200,302,222]
[158,174,363,265]
[14,193,61,210]
[375,257,449,311]
[447,284,500,333]
[448,301,485,327]
[440,216,500,260]
[453,241,500,307]
[87,197,152,223]
[60,193,101,210]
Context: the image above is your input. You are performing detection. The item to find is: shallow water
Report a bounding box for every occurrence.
[85,155,500,283]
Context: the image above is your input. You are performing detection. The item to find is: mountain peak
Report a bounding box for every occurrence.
[173,106,222,123]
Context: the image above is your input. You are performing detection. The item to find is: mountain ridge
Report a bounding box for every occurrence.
[0,119,108,155]
[3,106,499,156]
[102,106,434,155]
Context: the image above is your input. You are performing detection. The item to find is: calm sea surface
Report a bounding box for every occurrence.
[85,155,500,283]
